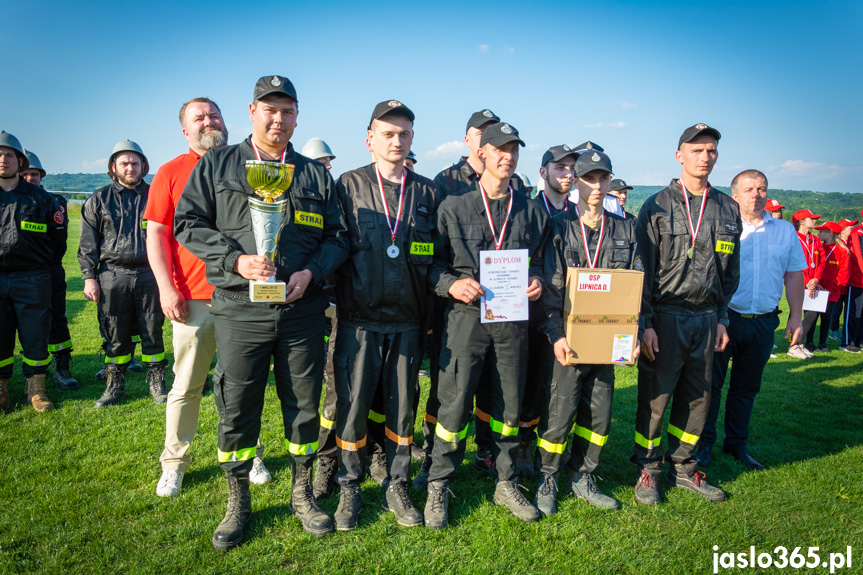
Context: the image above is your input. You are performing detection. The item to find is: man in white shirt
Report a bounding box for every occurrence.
[695,169,806,470]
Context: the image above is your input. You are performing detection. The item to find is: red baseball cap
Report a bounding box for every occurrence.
[838,219,859,228]
[815,222,843,234]
[792,209,821,223]
[765,199,785,211]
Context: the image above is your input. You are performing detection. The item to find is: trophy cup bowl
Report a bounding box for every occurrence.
[245,160,295,302]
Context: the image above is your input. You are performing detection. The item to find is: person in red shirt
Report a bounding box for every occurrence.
[145,97,270,497]
[764,198,785,220]
[842,213,863,352]
[809,222,850,351]
[829,218,859,339]
[791,209,825,358]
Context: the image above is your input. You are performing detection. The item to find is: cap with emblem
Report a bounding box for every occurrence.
[764,199,785,212]
[479,122,525,148]
[792,209,821,223]
[678,123,721,149]
[572,141,604,153]
[575,150,613,177]
[838,219,859,228]
[369,99,415,128]
[541,144,579,167]
[815,221,843,234]
[407,150,417,164]
[466,109,501,133]
[609,179,633,192]
[253,75,298,102]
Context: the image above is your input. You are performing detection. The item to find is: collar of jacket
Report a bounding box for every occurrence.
[241,136,295,164]
[670,178,715,202]
[111,180,145,195]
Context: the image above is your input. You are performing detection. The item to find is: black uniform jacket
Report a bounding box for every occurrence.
[50,193,69,264]
[540,208,640,344]
[0,179,65,273]
[430,180,549,315]
[433,157,531,199]
[78,181,150,280]
[336,164,438,333]
[174,137,349,315]
[635,179,741,329]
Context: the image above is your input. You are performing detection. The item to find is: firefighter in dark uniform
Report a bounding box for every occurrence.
[0,131,63,413]
[424,122,550,528]
[332,100,437,530]
[608,178,636,222]
[416,109,531,490]
[516,144,580,479]
[174,75,349,550]
[632,124,740,505]
[78,140,167,408]
[20,151,78,390]
[535,150,640,516]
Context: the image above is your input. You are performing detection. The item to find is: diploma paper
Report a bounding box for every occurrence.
[480,249,529,323]
[801,289,829,313]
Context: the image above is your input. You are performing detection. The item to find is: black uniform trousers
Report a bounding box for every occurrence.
[0,270,52,378]
[334,327,421,485]
[703,310,779,450]
[808,301,837,347]
[801,309,820,346]
[633,309,717,475]
[842,286,863,347]
[212,292,325,476]
[47,263,73,353]
[319,312,387,462]
[538,362,614,477]
[830,295,845,332]
[98,267,164,369]
[428,305,528,484]
[520,323,550,445]
[423,295,495,456]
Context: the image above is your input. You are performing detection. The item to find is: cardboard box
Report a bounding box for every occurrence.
[563,267,644,365]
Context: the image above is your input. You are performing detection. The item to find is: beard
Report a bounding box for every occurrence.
[546,178,572,194]
[116,172,142,188]
[193,126,229,151]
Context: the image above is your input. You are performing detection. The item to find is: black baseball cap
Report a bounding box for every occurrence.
[369,100,415,128]
[541,144,579,167]
[575,150,613,177]
[678,123,721,148]
[253,75,298,102]
[609,179,633,192]
[466,109,500,132]
[572,141,604,153]
[479,122,525,148]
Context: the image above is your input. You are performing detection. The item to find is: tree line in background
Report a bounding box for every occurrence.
[42,174,862,222]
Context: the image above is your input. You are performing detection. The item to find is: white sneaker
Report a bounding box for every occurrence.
[786,345,809,359]
[249,457,272,485]
[801,346,815,358]
[156,469,184,497]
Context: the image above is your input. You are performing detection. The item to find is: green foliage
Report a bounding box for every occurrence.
[0,213,861,574]
[43,173,154,193]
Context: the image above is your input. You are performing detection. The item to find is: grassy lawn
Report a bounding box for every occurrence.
[1,208,861,574]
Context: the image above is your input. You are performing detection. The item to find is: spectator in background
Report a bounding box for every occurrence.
[808,222,849,352]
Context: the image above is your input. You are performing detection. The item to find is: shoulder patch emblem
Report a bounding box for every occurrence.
[501,123,513,134]
[54,211,64,224]
[271,76,282,87]
[696,123,707,130]
[483,109,494,118]
[591,152,601,162]
[388,100,402,108]
[634,255,644,271]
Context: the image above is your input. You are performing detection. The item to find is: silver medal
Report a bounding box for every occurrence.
[387,245,400,259]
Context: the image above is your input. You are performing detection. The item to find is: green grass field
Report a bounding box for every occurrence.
[1,208,861,574]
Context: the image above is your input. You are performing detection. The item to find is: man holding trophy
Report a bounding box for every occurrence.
[174,75,349,550]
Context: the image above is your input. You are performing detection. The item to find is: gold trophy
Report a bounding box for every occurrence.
[245,160,294,302]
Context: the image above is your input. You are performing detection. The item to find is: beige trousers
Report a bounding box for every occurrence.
[160,299,264,471]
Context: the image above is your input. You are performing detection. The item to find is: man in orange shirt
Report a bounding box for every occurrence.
[145,97,270,497]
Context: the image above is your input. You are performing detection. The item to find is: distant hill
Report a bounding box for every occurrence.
[42,173,154,193]
[625,186,863,224]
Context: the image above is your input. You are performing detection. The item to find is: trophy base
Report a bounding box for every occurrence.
[249,280,286,303]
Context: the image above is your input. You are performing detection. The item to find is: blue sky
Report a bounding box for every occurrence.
[4,1,861,193]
